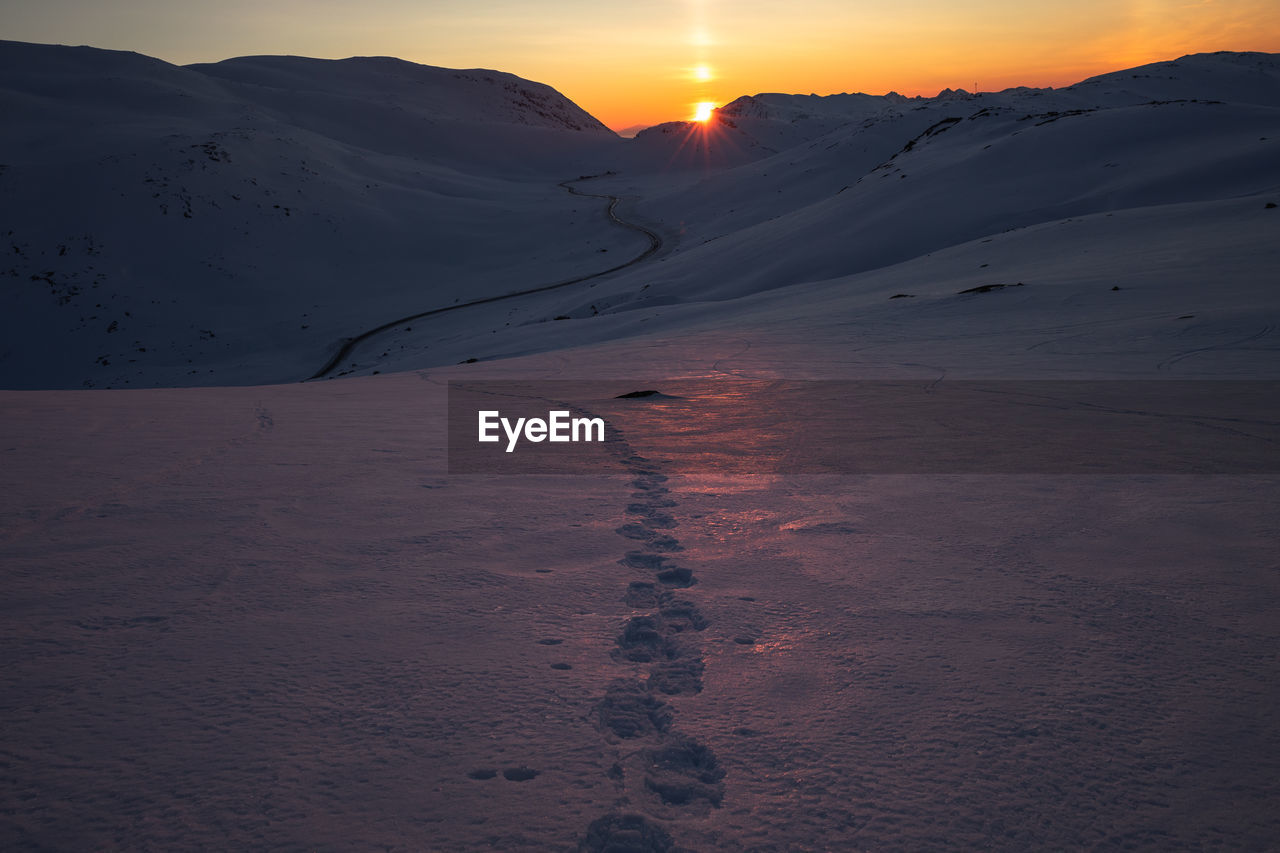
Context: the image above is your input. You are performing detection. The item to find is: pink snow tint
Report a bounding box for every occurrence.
[3,372,1279,848]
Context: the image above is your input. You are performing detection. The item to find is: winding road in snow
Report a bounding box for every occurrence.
[307,176,662,380]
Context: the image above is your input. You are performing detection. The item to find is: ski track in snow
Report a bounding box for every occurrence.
[308,175,663,381]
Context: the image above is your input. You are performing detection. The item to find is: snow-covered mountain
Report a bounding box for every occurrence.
[2,44,1278,390]
[0,41,627,389]
[327,51,1280,379]
[631,50,1280,172]
[619,90,1280,303]
[4,44,1280,853]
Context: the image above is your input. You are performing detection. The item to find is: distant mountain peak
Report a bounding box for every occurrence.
[188,52,614,134]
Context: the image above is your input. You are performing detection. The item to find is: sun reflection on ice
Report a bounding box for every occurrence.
[747,637,797,655]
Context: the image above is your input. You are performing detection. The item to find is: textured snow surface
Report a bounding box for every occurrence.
[3,373,1278,850]
[3,43,1280,851]
[3,44,1278,389]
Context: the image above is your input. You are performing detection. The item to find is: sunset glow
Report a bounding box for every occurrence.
[693,101,715,122]
[4,0,1279,131]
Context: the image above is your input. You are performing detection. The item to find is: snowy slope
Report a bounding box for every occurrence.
[630,50,1280,172]
[187,53,617,168]
[307,52,1280,379]
[3,46,1280,853]
[0,41,630,390]
[616,97,1280,304]
[617,51,1280,281]
[2,45,1278,391]
[2,316,1278,851]
[311,194,1280,380]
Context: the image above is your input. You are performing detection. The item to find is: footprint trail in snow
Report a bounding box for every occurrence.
[576,416,723,852]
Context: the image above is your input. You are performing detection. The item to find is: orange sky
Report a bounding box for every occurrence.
[6,0,1280,130]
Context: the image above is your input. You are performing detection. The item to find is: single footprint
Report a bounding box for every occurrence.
[578,812,673,852]
[657,567,696,587]
[658,596,709,631]
[644,534,684,553]
[648,658,705,695]
[619,551,670,570]
[613,616,667,662]
[467,768,498,780]
[595,680,673,739]
[643,735,726,806]
[616,522,655,541]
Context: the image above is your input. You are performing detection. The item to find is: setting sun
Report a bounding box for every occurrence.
[693,101,716,122]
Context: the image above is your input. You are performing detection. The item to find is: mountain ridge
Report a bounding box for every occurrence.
[2,41,1277,389]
